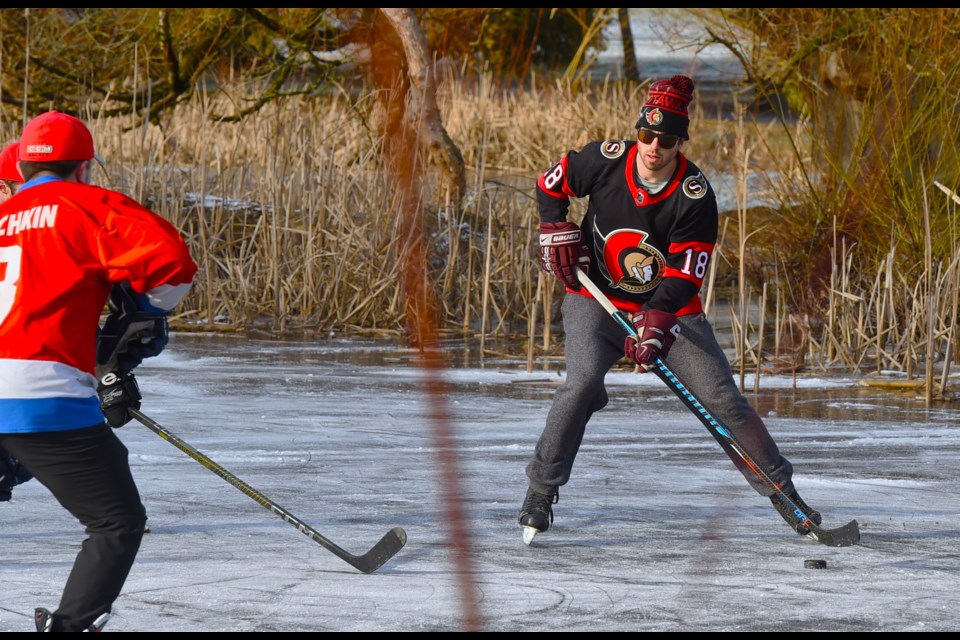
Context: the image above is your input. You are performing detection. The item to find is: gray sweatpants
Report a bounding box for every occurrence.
[525,292,795,497]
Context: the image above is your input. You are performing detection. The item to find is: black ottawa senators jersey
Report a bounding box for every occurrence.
[536,139,717,316]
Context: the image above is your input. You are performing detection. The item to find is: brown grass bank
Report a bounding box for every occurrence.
[4,76,958,396]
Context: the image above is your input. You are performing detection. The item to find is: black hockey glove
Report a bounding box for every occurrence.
[624,309,681,370]
[96,282,169,378]
[539,221,590,290]
[0,449,33,502]
[97,371,142,428]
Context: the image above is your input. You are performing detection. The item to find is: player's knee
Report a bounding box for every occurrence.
[84,506,147,536]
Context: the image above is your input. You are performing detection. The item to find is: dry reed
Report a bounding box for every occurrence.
[3,76,958,393]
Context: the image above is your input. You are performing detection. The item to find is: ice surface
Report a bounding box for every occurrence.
[3,334,958,631]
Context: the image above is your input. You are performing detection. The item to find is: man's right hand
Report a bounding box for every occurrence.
[539,221,591,290]
[97,371,142,428]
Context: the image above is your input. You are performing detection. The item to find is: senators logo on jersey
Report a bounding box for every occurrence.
[682,174,708,200]
[599,140,626,159]
[595,227,665,294]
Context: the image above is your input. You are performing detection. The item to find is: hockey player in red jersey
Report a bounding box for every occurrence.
[0,139,34,504]
[0,111,198,631]
[0,140,21,203]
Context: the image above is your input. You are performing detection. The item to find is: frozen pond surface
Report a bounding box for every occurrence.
[3,333,960,631]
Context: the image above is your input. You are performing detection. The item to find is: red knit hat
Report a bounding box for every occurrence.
[19,111,95,162]
[635,75,695,140]
[0,141,20,182]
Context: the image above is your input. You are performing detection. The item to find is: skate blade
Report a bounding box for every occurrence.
[522,526,540,545]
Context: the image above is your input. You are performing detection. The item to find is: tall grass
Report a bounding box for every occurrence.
[3,74,958,392]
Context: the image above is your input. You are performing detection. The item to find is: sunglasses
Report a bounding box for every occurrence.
[637,129,680,149]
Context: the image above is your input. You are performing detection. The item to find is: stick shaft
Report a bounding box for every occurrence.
[573,268,860,546]
[130,408,406,572]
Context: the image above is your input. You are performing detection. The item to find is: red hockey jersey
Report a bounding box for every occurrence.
[0,177,197,433]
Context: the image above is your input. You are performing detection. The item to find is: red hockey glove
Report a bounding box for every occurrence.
[539,221,590,290]
[623,309,681,369]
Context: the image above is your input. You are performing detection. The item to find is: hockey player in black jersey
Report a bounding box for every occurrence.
[520,75,822,544]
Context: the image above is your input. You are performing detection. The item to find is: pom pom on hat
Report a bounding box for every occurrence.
[635,75,694,140]
[19,111,95,163]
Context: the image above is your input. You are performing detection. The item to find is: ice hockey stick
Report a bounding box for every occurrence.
[574,268,859,547]
[130,407,408,572]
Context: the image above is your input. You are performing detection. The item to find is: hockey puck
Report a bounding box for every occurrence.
[804,558,827,569]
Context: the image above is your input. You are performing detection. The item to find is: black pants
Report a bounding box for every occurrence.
[1,424,146,632]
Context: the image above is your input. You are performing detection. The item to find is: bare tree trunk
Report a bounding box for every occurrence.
[618,8,639,83]
[375,11,478,630]
[379,8,466,209]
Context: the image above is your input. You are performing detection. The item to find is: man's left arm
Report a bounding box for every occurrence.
[645,190,718,314]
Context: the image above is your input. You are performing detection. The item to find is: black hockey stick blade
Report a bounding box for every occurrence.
[130,408,407,573]
[309,525,407,574]
[805,519,861,547]
[574,268,861,547]
[763,476,860,547]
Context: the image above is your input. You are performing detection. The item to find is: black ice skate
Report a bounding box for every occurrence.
[770,490,822,535]
[34,608,52,633]
[35,608,111,632]
[518,488,558,545]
